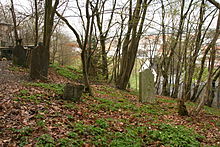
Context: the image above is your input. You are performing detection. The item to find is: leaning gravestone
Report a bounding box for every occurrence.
[63,83,84,102]
[139,69,155,103]
[13,45,26,67]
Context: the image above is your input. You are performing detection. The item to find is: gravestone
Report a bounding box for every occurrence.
[0,47,13,60]
[139,69,155,103]
[30,43,49,80]
[13,45,26,66]
[63,83,84,102]
[30,44,42,79]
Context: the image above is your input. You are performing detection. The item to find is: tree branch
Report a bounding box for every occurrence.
[207,0,220,9]
[55,11,82,49]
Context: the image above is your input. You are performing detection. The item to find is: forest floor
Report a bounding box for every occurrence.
[0,61,220,147]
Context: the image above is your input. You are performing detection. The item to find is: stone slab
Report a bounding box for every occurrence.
[139,69,155,103]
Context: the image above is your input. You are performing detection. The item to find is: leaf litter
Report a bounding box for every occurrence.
[0,61,220,146]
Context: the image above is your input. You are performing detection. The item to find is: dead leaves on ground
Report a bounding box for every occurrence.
[0,62,220,146]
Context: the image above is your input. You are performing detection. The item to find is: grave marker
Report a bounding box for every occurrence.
[139,69,155,103]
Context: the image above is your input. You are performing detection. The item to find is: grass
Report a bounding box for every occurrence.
[31,121,204,146]
[3,65,220,146]
[158,98,177,103]
[41,82,220,146]
[7,84,220,146]
[15,82,64,104]
[15,89,43,103]
[36,134,55,147]
[66,121,147,146]
[8,65,28,72]
[63,102,76,109]
[94,88,168,115]
[50,64,82,81]
[26,82,64,95]
[13,127,33,136]
[12,127,33,146]
[204,105,220,116]
[147,123,204,146]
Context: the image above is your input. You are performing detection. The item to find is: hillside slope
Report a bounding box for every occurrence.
[0,61,220,146]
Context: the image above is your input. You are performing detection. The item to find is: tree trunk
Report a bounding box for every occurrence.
[100,37,108,80]
[217,78,220,108]
[34,0,39,46]
[42,0,59,77]
[116,0,152,90]
[194,10,220,115]
[95,0,116,81]
[30,0,59,80]
[10,0,19,45]
[206,49,217,107]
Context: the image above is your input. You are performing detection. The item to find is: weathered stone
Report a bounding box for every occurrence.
[139,69,155,103]
[30,43,49,80]
[177,99,188,116]
[30,45,41,79]
[0,47,13,60]
[63,83,84,102]
[13,45,26,66]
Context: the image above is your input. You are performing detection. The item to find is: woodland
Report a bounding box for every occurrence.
[0,0,220,146]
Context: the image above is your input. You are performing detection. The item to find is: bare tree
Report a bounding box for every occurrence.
[116,0,153,90]
[207,0,220,9]
[34,0,39,45]
[10,0,19,44]
[56,0,100,95]
[194,10,220,115]
[95,0,116,80]
[30,0,59,80]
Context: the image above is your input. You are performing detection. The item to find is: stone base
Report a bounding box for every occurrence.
[63,83,84,102]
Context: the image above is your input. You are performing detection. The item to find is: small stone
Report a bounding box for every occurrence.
[63,83,84,102]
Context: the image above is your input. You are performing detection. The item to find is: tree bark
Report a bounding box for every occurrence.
[34,0,39,46]
[42,0,59,77]
[30,0,59,80]
[95,0,116,80]
[116,0,152,90]
[194,10,220,115]
[10,0,19,45]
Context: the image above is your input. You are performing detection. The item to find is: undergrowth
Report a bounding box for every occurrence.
[50,64,82,81]
[147,123,204,146]
[26,82,64,95]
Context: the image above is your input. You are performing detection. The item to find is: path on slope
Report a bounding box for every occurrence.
[0,61,28,98]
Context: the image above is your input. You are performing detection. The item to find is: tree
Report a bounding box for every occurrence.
[42,0,59,77]
[207,0,220,9]
[194,9,220,115]
[95,0,116,80]
[116,0,153,90]
[34,0,39,46]
[10,0,19,45]
[56,0,98,95]
[30,0,59,80]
